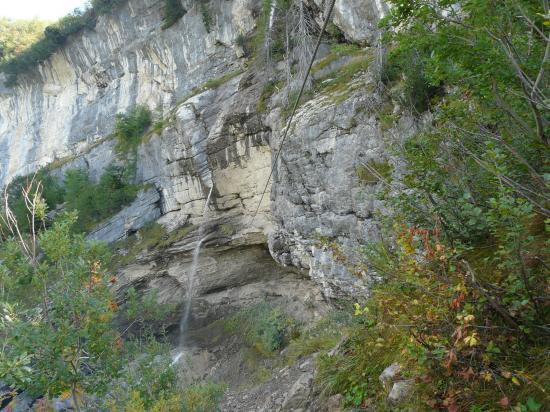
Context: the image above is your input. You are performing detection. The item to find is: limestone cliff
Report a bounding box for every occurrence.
[0,0,392,318]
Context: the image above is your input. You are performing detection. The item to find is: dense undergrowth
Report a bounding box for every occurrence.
[316,0,549,410]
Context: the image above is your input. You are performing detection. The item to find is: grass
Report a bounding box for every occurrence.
[279,50,373,120]
[356,160,393,185]
[190,70,243,95]
[285,311,352,366]
[312,43,365,75]
[313,53,373,105]
[224,303,298,356]
[257,79,285,113]
[44,134,114,172]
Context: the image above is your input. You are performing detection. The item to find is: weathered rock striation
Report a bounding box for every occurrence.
[0,0,394,321]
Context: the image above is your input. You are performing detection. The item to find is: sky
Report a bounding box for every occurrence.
[1,0,88,21]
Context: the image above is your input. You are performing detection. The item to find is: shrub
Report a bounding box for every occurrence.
[162,0,186,30]
[322,1,550,409]
[0,18,48,63]
[199,2,213,33]
[105,338,178,411]
[0,212,121,408]
[114,105,152,153]
[64,166,139,232]
[381,46,441,114]
[123,287,177,336]
[224,303,296,354]
[181,382,226,412]
[0,9,97,85]
[91,0,125,15]
[4,171,65,233]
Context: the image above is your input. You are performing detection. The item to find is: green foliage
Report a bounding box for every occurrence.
[114,105,152,153]
[0,18,48,63]
[0,0,127,85]
[323,2,550,409]
[0,9,96,85]
[162,0,186,30]
[64,166,139,232]
[225,303,297,354]
[381,45,441,114]
[4,171,65,233]
[199,2,213,33]
[285,311,352,365]
[123,287,176,336]
[0,213,121,403]
[181,382,227,412]
[90,0,125,15]
[106,341,225,412]
[105,338,178,410]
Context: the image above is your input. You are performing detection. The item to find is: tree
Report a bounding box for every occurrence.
[0,18,48,63]
[0,184,121,411]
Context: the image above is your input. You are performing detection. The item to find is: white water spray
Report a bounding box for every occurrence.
[264,0,277,63]
[177,187,213,351]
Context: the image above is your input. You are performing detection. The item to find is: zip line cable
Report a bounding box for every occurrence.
[250,0,337,224]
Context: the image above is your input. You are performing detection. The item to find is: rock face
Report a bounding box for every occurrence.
[0,0,394,315]
[0,0,252,184]
[88,187,162,243]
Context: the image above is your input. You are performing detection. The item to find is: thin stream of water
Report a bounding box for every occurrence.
[177,186,213,348]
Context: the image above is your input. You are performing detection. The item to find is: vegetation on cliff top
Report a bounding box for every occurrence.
[0,18,49,63]
[0,0,187,85]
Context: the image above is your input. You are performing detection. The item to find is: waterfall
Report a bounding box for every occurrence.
[177,186,213,349]
[264,0,277,63]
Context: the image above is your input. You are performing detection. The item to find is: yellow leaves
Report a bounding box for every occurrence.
[500,371,521,385]
[456,313,475,324]
[353,303,369,316]
[464,332,479,347]
[463,314,475,323]
[59,390,72,400]
[98,313,111,322]
[480,370,493,382]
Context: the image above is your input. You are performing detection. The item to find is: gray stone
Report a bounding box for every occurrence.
[379,362,402,391]
[326,394,344,412]
[6,391,33,412]
[87,187,161,243]
[388,379,415,405]
[281,372,314,411]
